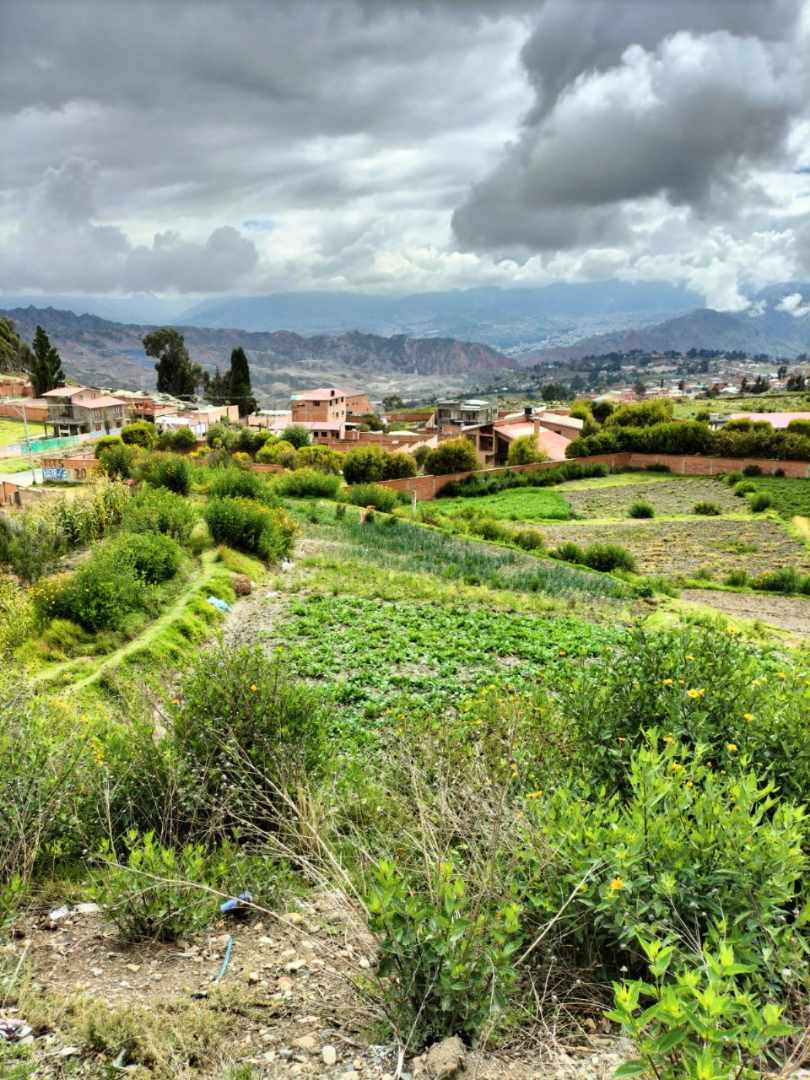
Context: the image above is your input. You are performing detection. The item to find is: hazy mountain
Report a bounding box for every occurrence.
[526,293,810,364]
[0,292,186,325]
[0,306,513,404]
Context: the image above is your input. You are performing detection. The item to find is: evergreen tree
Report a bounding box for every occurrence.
[227,347,256,417]
[144,328,202,398]
[29,325,66,396]
[203,367,231,406]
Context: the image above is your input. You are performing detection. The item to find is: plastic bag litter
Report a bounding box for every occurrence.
[207,596,232,613]
[0,1018,32,1042]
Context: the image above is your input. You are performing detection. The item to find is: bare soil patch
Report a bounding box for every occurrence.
[681,588,810,637]
[563,478,739,519]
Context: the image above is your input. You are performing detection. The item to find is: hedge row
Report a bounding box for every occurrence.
[567,420,810,461]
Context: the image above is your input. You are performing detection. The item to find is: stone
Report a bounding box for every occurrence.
[232,574,252,596]
[247,971,261,985]
[414,1036,466,1079]
[322,1044,338,1066]
[295,1035,317,1052]
[285,958,307,973]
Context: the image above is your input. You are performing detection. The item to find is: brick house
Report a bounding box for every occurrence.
[43,386,128,437]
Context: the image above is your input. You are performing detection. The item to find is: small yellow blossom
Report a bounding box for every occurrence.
[687,688,705,699]
[777,672,787,680]
[250,684,258,692]
[527,790,544,800]
[686,654,695,661]
[662,678,674,686]
[663,735,674,743]
[743,713,754,722]
[670,762,683,772]
[609,877,625,892]
[686,780,693,789]
[726,743,737,753]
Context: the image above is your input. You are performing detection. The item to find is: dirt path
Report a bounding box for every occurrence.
[681,588,810,637]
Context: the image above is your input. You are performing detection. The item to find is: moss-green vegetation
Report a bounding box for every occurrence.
[0,418,46,447]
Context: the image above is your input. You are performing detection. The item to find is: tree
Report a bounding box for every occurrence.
[121,420,157,449]
[281,424,311,449]
[507,435,546,466]
[0,318,32,374]
[29,325,65,396]
[424,437,479,476]
[203,367,231,406]
[342,445,387,484]
[227,347,256,417]
[144,328,202,398]
[382,394,404,412]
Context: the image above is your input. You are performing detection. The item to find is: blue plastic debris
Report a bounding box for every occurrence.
[207,595,232,613]
[220,890,252,915]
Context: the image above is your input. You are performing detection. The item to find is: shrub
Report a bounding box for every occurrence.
[94,434,124,458]
[99,442,140,480]
[343,445,388,484]
[693,501,721,515]
[753,567,802,593]
[107,532,182,584]
[94,831,213,943]
[507,435,546,466]
[280,424,311,449]
[204,498,295,561]
[554,540,586,564]
[725,569,749,586]
[743,464,763,476]
[383,451,418,479]
[514,528,545,551]
[209,467,272,503]
[606,399,674,428]
[748,492,772,512]
[235,426,274,456]
[348,483,402,513]
[295,444,343,474]
[206,422,239,451]
[171,644,327,836]
[0,576,34,654]
[256,439,297,468]
[734,481,756,496]
[412,444,431,471]
[158,426,197,453]
[787,419,810,437]
[423,437,479,476]
[725,471,744,486]
[121,420,157,449]
[275,468,341,499]
[628,501,655,518]
[582,543,636,572]
[139,453,192,495]
[591,399,615,423]
[0,509,66,582]
[48,560,142,632]
[122,487,196,543]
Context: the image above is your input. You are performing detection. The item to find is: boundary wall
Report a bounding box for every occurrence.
[377,452,810,501]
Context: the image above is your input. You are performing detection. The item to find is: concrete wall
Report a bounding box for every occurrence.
[377,451,810,501]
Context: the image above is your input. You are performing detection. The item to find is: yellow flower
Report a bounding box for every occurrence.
[527,790,544,800]
[250,684,258,692]
[686,780,693,789]
[609,877,625,892]
[663,735,674,743]
[686,654,695,661]
[670,762,683,772]
[726,743,737,753]
[662,678,674,686]
[777,672,787,680]
[743,713,754,722]
[686,688,705,699]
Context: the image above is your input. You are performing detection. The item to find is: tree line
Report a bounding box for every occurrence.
[142,327,256,416]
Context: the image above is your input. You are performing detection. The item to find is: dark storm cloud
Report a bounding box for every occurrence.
[453,0,809,253]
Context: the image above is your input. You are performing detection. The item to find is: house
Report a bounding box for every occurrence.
[155,403,239,437]
[491,408,583,464]
[434,399,498,430]
[43,387,127,437]
[247,410,293,434]
[290,388,350,436]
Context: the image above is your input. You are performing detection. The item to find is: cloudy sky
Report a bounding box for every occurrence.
[1,0,810,309]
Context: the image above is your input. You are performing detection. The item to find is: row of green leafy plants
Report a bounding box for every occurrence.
[2,620,809,1077]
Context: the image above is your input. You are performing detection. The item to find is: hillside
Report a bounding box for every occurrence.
[526,302,810,363]
[0,306,513,403]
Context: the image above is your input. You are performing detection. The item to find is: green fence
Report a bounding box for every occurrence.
[20,434,83,454]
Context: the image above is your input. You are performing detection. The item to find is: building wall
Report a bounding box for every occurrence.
[0,399,49,422]
[291,395,347,424]
[377,451,810,500]
[345,393,371,415]
[0,378,33,397]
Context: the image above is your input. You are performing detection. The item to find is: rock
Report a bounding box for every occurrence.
[322,1045,338,1066]
[414,1036,466,1079]
[285,958,307,973]
[232,574,252,596]
[295,1035,317,1052]
[247,971,261,985]
[75,902,101,915]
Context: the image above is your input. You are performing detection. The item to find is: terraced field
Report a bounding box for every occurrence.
[560,476,740,518]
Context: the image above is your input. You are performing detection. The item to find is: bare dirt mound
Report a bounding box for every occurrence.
[682,588,810,637]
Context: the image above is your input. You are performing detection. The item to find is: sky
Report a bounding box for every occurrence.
[1,0,810,310]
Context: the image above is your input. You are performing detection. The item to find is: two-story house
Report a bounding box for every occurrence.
[43,386,128,437]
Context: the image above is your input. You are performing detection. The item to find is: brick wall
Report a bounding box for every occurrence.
[377,452,810,501]
[0,481,19,507]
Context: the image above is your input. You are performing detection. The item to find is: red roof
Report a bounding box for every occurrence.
[42,385,91,398]
[730,412,810,430]
[494,422,572,462]
[292,388,347,401]
[80,395,126,408]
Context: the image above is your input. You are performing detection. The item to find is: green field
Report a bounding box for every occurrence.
[436,486,572,521]
[675,393,810,418]
[0,417,46,447]
[739,476,810,519]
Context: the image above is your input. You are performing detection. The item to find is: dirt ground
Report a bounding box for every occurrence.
[5,895,628,1079]
[541,518,810,579]
[681,588,810,637]
[563,478,740,519]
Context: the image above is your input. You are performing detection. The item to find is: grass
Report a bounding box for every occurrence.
[561,476,740,519]
[435,487,573,522]
[738,476,810,519]
[0,455,40,475]
[675,393,810,418]
[0,418,46,448]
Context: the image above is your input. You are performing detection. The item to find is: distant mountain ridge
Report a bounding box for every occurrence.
[0,305,513,404]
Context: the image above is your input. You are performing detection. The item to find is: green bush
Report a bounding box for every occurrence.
[99,442,140,480]
[203,497,295,561]
[554,540,586,564]
[171,643,327,837]
[280,424,311,449]
[93,831,213,943]
[743,464,763,476]
[256,439,297,468]
[693,501,721,516]
[347,483,402,513]
[107,532,182,584]
[0,576,34,654]
[94,434,124,458]
[423,437,479,476]
[606,399,674,428]
[753,567,803,594]
[139,453,192,495]
[367,859,522,1046]
[748,492,772,512]
[581,543,636,572]
[206,422,240,451]
[295,444,343,474]
[734,480,756,496]
[274,468,341,499]
[413,444,431,471]
[343,445,387,484]
[158,426,197,453]
[122,487,196,544]
[121,420,157,449]
[725,569,749,586]
[513,528,545,551]
[384,450,418,479]
[628,501,655,518]
[209,467,272,503]
[507,435,546,466]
